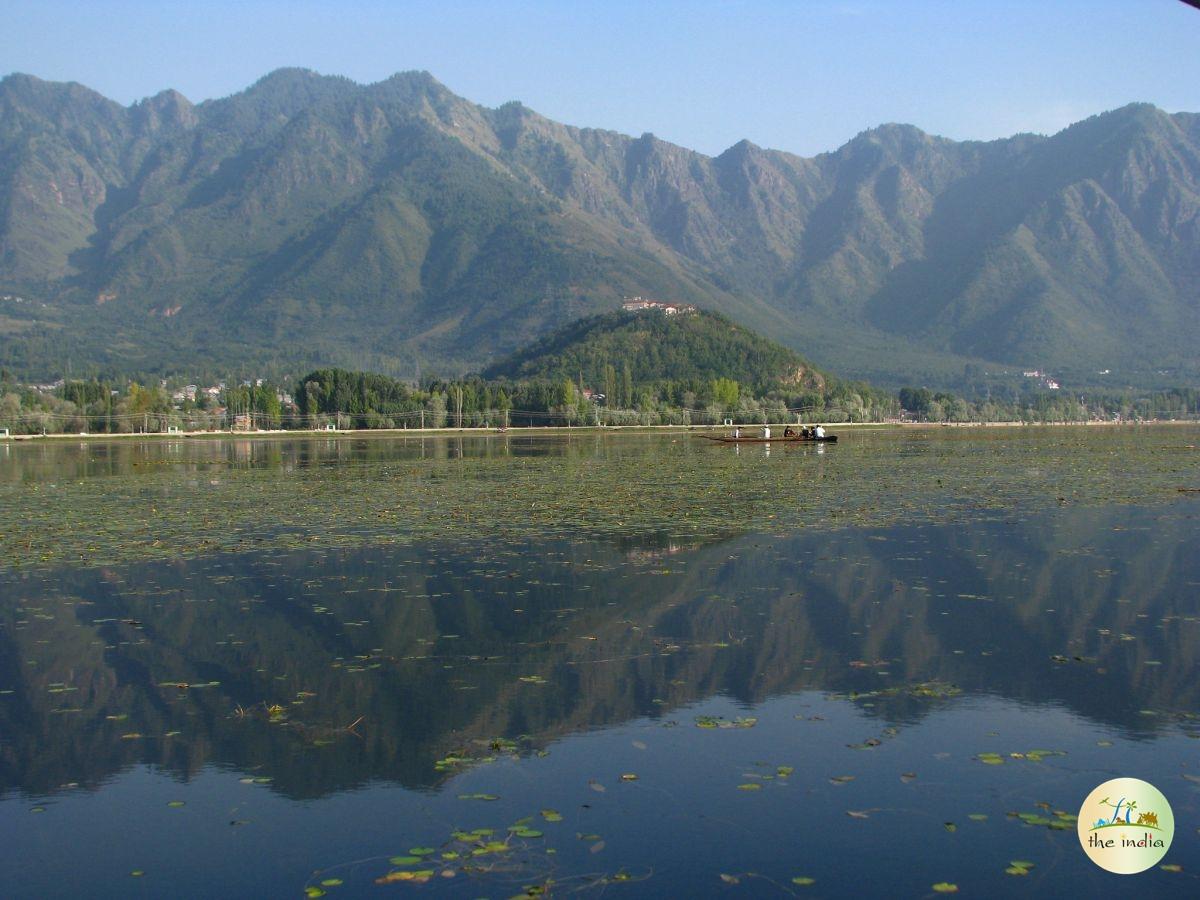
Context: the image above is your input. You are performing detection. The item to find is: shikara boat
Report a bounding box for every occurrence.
[697,433,838,444]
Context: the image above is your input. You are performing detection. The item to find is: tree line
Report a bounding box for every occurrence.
[897,386,1200,423]
[1,370,1197,435]
[292,367,901,429]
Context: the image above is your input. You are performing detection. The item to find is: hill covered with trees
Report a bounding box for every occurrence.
[483,307,824,396]
[287,307,894,426]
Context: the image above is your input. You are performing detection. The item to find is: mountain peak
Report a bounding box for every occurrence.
[0,71,41,90]
[236,67,357,103]
[132,88,197,130]
[858,122,935,147]
[0,71,118,108]
[379,69,443,89]
[252,67,325,88]
[1108,101,1164,118]
[1061,102,1168,135]
[722,138,764,156]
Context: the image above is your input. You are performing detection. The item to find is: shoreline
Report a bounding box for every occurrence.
[2,419,1195,442]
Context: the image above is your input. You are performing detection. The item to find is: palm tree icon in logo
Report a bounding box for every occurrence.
[1098,796,1136,826]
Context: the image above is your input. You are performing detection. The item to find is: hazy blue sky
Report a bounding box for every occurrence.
[3,0,1197,156]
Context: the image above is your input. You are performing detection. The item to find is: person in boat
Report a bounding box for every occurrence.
[762,425,771,439]
[814,424,826,439]
[733,425,741,439]
[783,426,795,437]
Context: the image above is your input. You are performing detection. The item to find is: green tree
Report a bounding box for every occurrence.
[428,393,448,428]
[710,377,740,410]
[558,379,580,426]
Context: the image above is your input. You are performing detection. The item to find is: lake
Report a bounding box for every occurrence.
[1,426,1198,896]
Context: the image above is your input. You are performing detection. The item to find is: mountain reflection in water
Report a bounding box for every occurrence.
[3,504,1197,800]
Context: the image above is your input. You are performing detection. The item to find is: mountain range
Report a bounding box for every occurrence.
[1,68,1197,387]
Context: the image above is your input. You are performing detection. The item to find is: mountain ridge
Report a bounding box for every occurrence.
[0,69,1197,388]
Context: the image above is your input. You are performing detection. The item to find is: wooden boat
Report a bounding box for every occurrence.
[697,433,837,444]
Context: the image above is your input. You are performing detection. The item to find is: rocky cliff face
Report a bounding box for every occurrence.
[1,70,1197,383]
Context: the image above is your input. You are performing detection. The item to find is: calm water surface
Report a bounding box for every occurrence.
[1,428,1198,897]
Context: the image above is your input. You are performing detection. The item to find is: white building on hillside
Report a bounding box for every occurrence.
[621,297,697,315]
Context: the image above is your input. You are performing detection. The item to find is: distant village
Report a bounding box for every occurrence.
[5,375,297,435]
[1022,369,1060,391]
[621,297,697,315]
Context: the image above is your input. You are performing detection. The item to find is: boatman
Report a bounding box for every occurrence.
[814,424,825,439]
[733,425,741,439]
[762,425,771,439]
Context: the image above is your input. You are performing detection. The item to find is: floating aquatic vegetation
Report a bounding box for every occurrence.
[1010,808,1076,831]
[694,715,757,729]
[4,428,1194,571]
[976,749,1067,765]
[301,809,637,897]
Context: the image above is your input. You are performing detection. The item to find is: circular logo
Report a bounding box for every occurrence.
[1077,777,1174,874]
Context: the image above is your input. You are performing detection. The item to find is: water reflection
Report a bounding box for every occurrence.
[0,432,694,484]
[2,503,1197,800]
